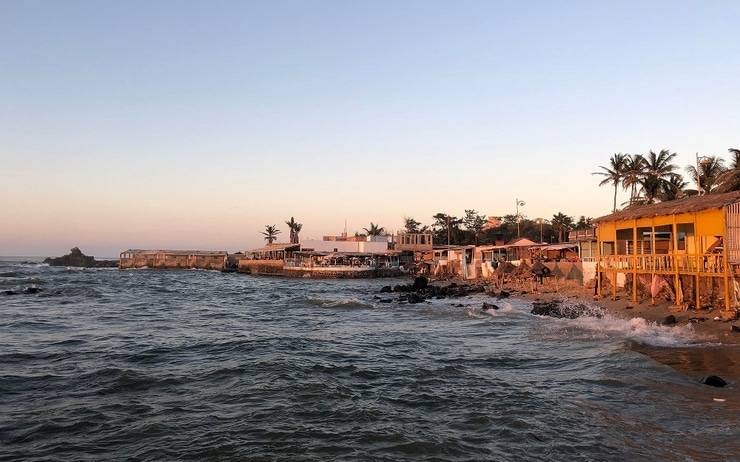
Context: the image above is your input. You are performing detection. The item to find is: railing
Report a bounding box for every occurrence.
[568,229,596,241]
[284,258,398,269]
[598,254,726,274]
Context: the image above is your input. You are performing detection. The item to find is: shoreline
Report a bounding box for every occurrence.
[451,277,740,346]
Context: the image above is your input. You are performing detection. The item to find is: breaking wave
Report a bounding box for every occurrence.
[536,301,702,347]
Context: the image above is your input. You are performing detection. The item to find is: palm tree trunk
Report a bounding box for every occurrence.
[613,184,618,212]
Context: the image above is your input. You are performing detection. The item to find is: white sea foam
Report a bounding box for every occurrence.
[547,302,702,347]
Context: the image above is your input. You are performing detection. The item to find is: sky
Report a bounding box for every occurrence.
[1,1,739,256]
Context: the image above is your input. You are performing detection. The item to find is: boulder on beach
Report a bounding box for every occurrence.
[412,276,428,291]
[661,315,677,326]
[44,247,118,268]
[481,302,500,311]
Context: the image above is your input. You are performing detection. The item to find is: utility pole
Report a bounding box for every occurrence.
[515,199,526,237]
[536,218,545,243]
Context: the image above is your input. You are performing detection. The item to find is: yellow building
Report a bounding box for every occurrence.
[594,190,740,313]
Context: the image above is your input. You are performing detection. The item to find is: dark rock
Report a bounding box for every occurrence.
[702,375,728,387]
[379,285,392,293]
[482,302,500,311]
[497,290,510,299]
[23,287,42,294]
[379,299,393,304]
[661,315,677,326]
[2,290,18,296]
[407,293,424,304]
[531,301,601,319]
[412,276,428,291]
[44,247,118,268]
[689,317,708,323]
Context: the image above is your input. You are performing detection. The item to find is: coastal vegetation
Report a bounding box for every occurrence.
[261,225,281,244]
[285,217,303,244]
[363,223,385,237]
[594,147,740,210]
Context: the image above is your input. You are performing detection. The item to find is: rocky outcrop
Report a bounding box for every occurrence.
[530,300,603,319]
[44,247,118,268]
[383,277,489,304]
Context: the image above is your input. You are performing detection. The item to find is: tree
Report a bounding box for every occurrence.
[622,154,646,206]
[463,209,487,245]
[717,148,740,193]
[574,216,593,230]
[593,153,627,212]
[659,174,689,201]
[432,213,463,245]
[551,212,574,243]
[636,149,679,204]
[261,225,281,244]
[403,217,427,234]
[363,222,385,237]
[686,156,726,195]
[285,217,303,244]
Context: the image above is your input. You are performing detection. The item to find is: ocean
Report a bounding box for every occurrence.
[1,259,739,461]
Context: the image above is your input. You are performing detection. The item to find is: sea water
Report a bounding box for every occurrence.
[1,260,739,461]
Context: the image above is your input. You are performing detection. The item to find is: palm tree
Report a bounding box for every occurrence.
[621,154,646,206]
[659,174,689,201]
[717,148,740,192]
[636,149,679,203]
[636,175,662,204]
[363,222,385,237]
[285,217,303,244]
[550,212,574,243]
[644,149,678,178]
[686,156,726,195]
[593,153,627,212]
[261,225,281,244]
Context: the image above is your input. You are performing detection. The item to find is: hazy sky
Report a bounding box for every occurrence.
[2,1,739,256]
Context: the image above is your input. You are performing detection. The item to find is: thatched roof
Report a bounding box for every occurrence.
[593,191,740,223]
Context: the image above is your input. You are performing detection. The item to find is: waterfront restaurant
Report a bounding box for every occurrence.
[283,251,401,278]
[594,190,740,314]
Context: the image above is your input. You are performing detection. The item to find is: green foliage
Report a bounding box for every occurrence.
[262,225,281,244]
[363,222,385,237]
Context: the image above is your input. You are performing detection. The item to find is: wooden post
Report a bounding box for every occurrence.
[632,220,638,303]
[723,209,731,313]
[672,215,682,306]
[650,220,656,305]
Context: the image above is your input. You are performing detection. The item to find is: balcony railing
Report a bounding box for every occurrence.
[568,229,596,241]
[598,254,726,274]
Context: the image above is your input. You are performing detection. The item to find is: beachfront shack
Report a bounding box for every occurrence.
[431,245,478,279]
[119,249,228,270]
[594,190,740,314]
[505,238,545,263]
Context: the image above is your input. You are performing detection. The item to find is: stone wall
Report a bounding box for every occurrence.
[238,260,284,275]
